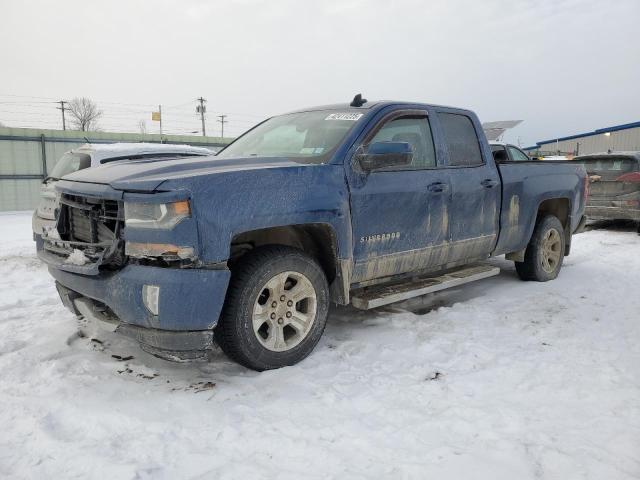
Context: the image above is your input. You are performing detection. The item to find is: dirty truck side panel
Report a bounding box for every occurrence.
[161,164,353,266]
[432,107,501,265]
[346,105,502,283]
[493,162,586,256]
[347,106,450,283]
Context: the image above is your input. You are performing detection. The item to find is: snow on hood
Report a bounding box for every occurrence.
[60,155,307,191]
[75,142,213,160]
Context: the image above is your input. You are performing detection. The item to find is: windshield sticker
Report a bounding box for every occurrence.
[325,113,363,121]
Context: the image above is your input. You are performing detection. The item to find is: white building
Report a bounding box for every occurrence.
[524,121,640,156]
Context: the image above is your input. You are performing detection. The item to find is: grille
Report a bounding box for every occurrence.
[69,207,92,242]
[45,194,126,269]
[69,206,117,243]
[63,195,121,244]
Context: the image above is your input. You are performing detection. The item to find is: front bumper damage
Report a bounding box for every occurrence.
[53,264,231,358]
[41,189,232,359]
[60,285,215,359]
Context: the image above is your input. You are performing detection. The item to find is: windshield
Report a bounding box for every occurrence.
[49,152,92,179]
[216,110,363,164]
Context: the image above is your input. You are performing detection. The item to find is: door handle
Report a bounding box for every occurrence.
[481,178,499,188]
[427,182,449,193]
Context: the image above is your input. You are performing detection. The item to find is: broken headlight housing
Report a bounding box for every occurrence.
[124,200,190,229]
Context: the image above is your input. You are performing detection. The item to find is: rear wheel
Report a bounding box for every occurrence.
[215,245,329,371]
[515,215,565,282]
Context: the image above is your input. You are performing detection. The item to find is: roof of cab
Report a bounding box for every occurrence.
[285,100,466,115]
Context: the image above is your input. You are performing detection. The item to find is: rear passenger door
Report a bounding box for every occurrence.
[436,111,500,263]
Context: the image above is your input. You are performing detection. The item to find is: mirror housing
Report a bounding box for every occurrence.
[357,142,413,171]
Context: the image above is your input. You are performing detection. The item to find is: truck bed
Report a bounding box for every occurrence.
[493,161,587,257]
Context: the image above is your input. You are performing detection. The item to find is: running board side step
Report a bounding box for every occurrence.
[350,263,500,310]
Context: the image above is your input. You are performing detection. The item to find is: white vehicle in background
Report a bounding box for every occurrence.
[489,141,535,162]
[32,143,213,239]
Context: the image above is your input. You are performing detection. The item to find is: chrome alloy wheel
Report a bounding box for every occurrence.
[541,228,562,273]
[252,271,317,352]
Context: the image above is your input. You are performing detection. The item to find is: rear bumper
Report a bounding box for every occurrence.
[51,263,231,351]
[585,206,640,221]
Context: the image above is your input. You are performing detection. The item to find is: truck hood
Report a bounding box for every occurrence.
[60,155,308,191]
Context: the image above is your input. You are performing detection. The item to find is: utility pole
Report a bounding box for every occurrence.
[159,104,163,135]
[217,114,227,138]
[57,100,68,130]
[196,97,207,136]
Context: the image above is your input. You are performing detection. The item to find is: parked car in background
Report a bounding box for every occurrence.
[38,97,587,371]
[575,152,640,230]
[32,143,213,239]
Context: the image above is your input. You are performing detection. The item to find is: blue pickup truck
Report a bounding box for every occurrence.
[39,96,588,370]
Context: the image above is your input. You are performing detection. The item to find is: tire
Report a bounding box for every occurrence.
[515,215,566,282]
[215,245,329,371]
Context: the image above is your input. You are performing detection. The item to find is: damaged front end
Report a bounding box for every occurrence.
[39,188,231,361]
[39,193,126,275]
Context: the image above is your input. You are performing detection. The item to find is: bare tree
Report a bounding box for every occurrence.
[138,119,147,134]
[68,97,103,131]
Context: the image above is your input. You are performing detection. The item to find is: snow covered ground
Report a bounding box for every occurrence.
[0,212,638,480]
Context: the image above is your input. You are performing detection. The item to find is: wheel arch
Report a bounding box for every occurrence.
[507,197,573,262]
[229,223,350,304]
[536,197,572,255]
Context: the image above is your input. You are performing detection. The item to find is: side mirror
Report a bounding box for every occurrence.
[356,142,413,171]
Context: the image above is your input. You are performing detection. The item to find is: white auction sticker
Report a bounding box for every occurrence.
[325,113,364,121]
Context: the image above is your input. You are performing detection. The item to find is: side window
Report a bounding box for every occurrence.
[438,113,483,166]
[369,116,436,169]
[507,146,530,162]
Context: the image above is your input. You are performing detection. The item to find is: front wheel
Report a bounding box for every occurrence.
[515,215,566,281]
[215,246,329,371]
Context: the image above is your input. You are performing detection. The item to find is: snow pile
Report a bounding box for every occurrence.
[65,249,89,266]
[0,212,639,479]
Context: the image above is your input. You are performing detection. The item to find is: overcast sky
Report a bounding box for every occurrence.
[1,0,639,144]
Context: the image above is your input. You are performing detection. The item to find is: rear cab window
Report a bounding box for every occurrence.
[438,113,483,166]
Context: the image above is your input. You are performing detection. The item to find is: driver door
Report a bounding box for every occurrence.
[349,110,451,283]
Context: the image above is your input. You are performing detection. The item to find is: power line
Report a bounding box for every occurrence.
[0,94,268,136]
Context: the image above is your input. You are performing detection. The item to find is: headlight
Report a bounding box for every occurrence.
[124,200,190,229]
